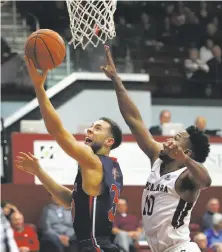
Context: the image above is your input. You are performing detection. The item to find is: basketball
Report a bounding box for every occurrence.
[24,29,66,70]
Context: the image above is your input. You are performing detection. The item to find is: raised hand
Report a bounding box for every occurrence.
[163,140,187,162]
[100,45,117,79]
[15,152,41,175]
[24,56,48,87]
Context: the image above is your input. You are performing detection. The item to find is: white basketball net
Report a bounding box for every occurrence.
[66,0,117,50]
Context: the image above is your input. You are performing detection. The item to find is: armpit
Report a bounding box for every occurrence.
[180,173,197,191]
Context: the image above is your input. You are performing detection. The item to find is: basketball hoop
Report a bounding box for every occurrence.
[66,0,117,50]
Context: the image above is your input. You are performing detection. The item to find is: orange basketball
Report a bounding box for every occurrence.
[24,29,66,70]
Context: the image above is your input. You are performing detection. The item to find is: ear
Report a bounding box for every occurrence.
[105,137,115,149]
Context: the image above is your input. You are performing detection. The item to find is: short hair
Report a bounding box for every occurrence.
[193,232,207,242]
[186,126,210,163]
[160,110,170,118]
[100,117,122,150]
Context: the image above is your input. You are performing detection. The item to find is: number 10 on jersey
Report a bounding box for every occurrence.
[108,184,119,222]
[143,195,155,216]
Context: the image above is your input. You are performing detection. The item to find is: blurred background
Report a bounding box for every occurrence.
[1,1,222,252]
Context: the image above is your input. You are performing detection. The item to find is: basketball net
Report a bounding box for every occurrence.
[66,0,117,50]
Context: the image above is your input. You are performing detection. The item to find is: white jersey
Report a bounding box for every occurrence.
[142,158,199,252]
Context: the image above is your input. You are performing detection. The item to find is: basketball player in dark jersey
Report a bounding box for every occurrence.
[17,57,123,252]
[101,46,211,252]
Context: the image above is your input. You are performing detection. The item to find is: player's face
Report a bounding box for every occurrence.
[159,131,191,162]
[173,131,191,150]
[85,120,114,153]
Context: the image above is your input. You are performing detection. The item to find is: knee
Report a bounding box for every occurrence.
[114,231,131,243]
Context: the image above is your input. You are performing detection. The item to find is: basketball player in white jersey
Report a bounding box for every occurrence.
[101,46,211,252]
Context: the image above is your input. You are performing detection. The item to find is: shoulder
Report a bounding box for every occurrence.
[42,204,53,213]
[149,125,159,130]
[149,125,161,135]
[98,155,117,162]
[179,169,197,191]
[99,155,120,169]
[204,228,213,236]
[113,214,121,223]
[203,211,211,217]
[24,224,37,233]
[175,169,201,202]
[114,214,121,220]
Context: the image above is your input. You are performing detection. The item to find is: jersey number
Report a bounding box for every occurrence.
[108,184,119,222]
[143,195,155,216]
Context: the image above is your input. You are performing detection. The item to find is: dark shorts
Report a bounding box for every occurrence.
[78,236,120,252]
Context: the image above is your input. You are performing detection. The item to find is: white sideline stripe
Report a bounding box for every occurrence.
[3,72,149,129]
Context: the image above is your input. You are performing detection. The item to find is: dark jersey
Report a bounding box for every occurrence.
[72,155,123,243]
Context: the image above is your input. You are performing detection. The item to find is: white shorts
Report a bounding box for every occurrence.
[163,242,201,252]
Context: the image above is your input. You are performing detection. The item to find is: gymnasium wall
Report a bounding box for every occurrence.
[2,91,222,132]
[1,101,28,118]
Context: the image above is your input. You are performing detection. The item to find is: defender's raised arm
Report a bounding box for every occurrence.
[101,46,162,164]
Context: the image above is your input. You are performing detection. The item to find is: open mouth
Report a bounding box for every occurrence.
[85,137,93,145]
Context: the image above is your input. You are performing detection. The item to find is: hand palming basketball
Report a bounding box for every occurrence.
[24,56,48,87]
[25,29,66,70]
[100,45,118,79]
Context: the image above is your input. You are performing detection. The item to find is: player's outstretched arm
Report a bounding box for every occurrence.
[101,46,162,163]
[15,152,72,208]
[24,57,101,170]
